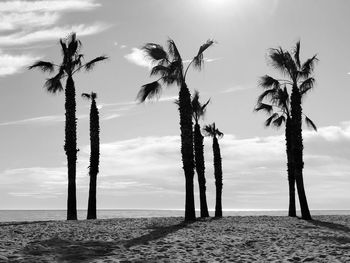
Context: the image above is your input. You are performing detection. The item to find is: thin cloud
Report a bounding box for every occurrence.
[0,114,88,126]
[0,51,40,76]
[124,47,153,69]
[221,85,253,93]
[0,23,110,46]
[0,0,100,13]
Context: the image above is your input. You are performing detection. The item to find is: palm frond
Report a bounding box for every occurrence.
[150,65,169,77]
[216,128,224,138]
[264,113,279,127]
[300,77,315,96]
[193,39,215,70]
[272,115,286,127]
[167,38,182,62]
[28,61,55,73]
[44,68,64,94]
[268,47,289,76]
[203,123,215,137]
[258,75,280,89]
[293,40,301,68]
[84,56,108,71]
[304,115,317,131]
[257,88,277,102]
[59,39,67,57]
[137,81,162,102]
[255,102,273,114]
[142,43,168,62]
[300,54,318,78]
[81,93,91,99]
[67,32,81,56]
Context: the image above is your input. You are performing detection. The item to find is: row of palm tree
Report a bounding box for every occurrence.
[29,33,106,220]
[28,32,318,222]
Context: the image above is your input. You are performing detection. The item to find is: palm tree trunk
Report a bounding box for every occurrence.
[290,85,312,220]
[65,75,77,220]
[194,123,209,218]
[213,137,223,218]
[178,82,196,221]
[87,99,100,220]
[286,118,296,217]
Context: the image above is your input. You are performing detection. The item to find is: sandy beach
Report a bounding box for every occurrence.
[0,215,349,262]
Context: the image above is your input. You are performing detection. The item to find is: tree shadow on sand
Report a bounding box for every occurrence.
[124,221,193,248]
[22,220,193,262]
[309,220,350,234]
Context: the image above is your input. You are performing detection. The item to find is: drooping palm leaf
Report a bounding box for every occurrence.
[44,70,64,94]
[269,47,289,76]
[304,115,317,131]
[167,39,182,62]
[272,115,286,127]
[28,61,55,73]
[137,81,162,102]
[84,56,108,71]
[259,75,280,90]
[255,102,273,114]
[142,43,168,62]
[300,55,318,78]
[258,88,277,102]
[300,77,315,95]
[193,39,215,70]
[150,65,169,77]
[264,113,279,126]
[82,93,91,99]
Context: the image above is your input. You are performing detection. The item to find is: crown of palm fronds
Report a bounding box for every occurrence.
[82,92,97,100]
[203,122,223,138]
[138,38,215,102]
[191,90,210,123]
[29,32,108,94]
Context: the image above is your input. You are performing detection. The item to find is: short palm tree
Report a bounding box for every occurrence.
[191,90,210,218]
[82,92,100,220]
[29,33,107,220]
[255,85,316,217]
[203,123,223,218]
[259,41,318,220]
[137,38,214,221]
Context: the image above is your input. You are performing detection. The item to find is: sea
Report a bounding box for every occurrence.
[0,210,349,223]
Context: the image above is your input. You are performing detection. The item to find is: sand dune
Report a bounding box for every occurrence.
[0,215,349,262]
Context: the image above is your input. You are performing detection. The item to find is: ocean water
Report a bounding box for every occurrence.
[0,209,349,223]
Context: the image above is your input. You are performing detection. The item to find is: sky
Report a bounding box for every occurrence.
[0,0,349,212]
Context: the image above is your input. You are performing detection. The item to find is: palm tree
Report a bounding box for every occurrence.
[137,38,214,221]
[258,41,318,220]
[191,90,210,218]
[29,33,107,220]
[203,123,223,218]
[82,92,100,220]
[255,85,317,217]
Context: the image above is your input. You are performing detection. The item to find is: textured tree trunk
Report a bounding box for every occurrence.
[65,76,77,220]
[213,137,223,218]
[87,99,100,220]
[194,123,209,218]
[290,85,312,220]
[286,118,296,217]
[178,83,196,221]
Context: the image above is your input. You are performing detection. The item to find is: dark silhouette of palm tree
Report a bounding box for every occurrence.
[203,123,223,218]
[191,90,210,218]
[259,41,318,220]
[29,33,107,220]
[82,92,100,220]
[137,38,214,221]
[255,85,317,217]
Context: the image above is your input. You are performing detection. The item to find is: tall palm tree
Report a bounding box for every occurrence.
[82,92,100,220]
[203,123,223,218]
[29,33,107,220]
[259,41,318,220]
[137,38,214,221]
[255,85,317,217]
[191,90,210,218]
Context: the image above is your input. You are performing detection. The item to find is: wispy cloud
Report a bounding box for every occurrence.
[0,51,40,76]
[221,85,253,93]
[124,48,153,69]
[0,114,88,126]
[0,23,110,46]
